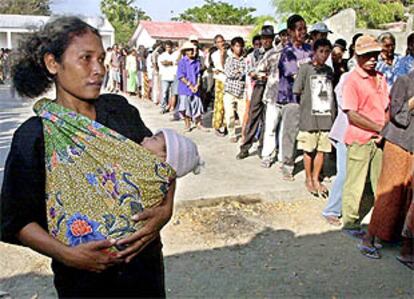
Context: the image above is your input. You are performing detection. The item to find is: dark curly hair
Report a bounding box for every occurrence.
[12,16,101,98]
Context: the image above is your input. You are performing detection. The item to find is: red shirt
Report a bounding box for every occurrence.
[342,66,389,145]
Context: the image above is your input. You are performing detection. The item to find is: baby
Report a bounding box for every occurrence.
[141,128,202,178]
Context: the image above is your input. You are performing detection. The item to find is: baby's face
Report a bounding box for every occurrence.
[141,133,167,161]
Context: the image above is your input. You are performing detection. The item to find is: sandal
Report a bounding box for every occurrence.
[282,167,295,181]
[396,255,414,270]
[342,229,365,240]
[314,181,329,199]
[323,215,342,226]
[215,129,225,137]
[305,180,318,198]
[357,243,381,259]
[261,158,273,168]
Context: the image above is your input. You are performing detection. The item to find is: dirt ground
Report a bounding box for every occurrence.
[0,198,413,298]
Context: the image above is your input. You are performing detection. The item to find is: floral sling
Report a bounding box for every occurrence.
[34,99,175,249]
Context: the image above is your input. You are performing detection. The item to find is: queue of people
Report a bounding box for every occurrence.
[135,15,414,270]
[101,15,413,269]
[1,14,414,299]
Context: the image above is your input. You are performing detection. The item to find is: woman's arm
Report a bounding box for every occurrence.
[18,222,123,273]
[116,180,176,263]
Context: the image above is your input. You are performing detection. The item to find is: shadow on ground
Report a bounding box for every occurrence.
[1,228,412,298]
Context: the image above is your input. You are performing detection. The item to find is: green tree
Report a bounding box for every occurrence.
[100,0,150,45]
[246,15,275,47]
[0,0,51,15]
[272,0,410,28]
[172,0,257,25]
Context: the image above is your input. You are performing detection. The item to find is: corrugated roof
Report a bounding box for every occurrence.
[137,20,253,41]
[139,20,198,39]
[0,14,114,32]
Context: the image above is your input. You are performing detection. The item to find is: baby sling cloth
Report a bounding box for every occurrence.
[34,98,175,249]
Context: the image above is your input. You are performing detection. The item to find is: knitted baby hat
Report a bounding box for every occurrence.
[156,128,202,178]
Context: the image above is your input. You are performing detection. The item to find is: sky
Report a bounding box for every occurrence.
[50,0,275,21]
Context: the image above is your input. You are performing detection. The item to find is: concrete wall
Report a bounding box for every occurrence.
[324,8,412,55]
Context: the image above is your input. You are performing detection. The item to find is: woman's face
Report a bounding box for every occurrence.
[53,30,106,101]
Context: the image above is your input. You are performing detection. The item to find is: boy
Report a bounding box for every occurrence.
[293,38,335,197]
[223,37,246,142]
[277,14,312,180]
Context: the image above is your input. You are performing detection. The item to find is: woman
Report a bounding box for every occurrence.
[376,32,401,89]
[126,48,138,95]
[1,17,175,297]
[176,42,205,132]
[359,70,414,266]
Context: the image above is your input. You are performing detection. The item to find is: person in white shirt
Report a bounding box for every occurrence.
[158,40,179,114]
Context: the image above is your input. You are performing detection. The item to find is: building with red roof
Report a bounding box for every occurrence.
[130,20,253,48]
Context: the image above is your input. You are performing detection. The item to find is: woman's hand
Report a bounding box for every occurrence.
[18,223,122,273]
[116,180,176,263]
[62,239,123,273]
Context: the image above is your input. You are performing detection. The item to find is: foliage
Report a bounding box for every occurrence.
[246,15,275,47]
[100,0,150,45]
[172,0,257,25]
[272,0,409,28]
[0,0,51,15]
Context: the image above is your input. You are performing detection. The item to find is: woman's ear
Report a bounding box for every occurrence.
[43,53,59,75]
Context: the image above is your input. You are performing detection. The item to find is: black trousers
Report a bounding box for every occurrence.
[53,240,165,298]
[240,83,266,152]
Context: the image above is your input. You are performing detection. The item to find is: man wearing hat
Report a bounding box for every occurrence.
[341,35,390,237]
[309,22,332,45]
[237,25,275,159]
[256,23,290,167]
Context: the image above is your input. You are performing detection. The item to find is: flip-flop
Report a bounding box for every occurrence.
[357,243,381,259]
[315,183,329,199]
[282,168,295,181]
[396,255,414,270]
[323,215,342,226]
[342,229,365,240]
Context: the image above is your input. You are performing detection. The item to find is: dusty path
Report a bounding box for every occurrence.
[1,198,412,298]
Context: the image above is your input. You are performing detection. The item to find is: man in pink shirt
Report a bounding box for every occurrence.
[341,35,390,235]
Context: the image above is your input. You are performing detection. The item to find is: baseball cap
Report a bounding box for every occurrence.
[354,35,381,55]
[276,23,287,34]
[181,41,197,51]
[310,22,333,34]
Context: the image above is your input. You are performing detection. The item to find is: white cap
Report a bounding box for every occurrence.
[188,35,199,42]
[156,128,202,178]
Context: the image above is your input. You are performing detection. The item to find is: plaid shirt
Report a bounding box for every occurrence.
[224,54,246,98]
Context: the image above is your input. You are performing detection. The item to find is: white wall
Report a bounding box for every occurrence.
[0,32,6,48]
[11,32,30,48]
[135,28,155,49]
[101,34,112,49]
